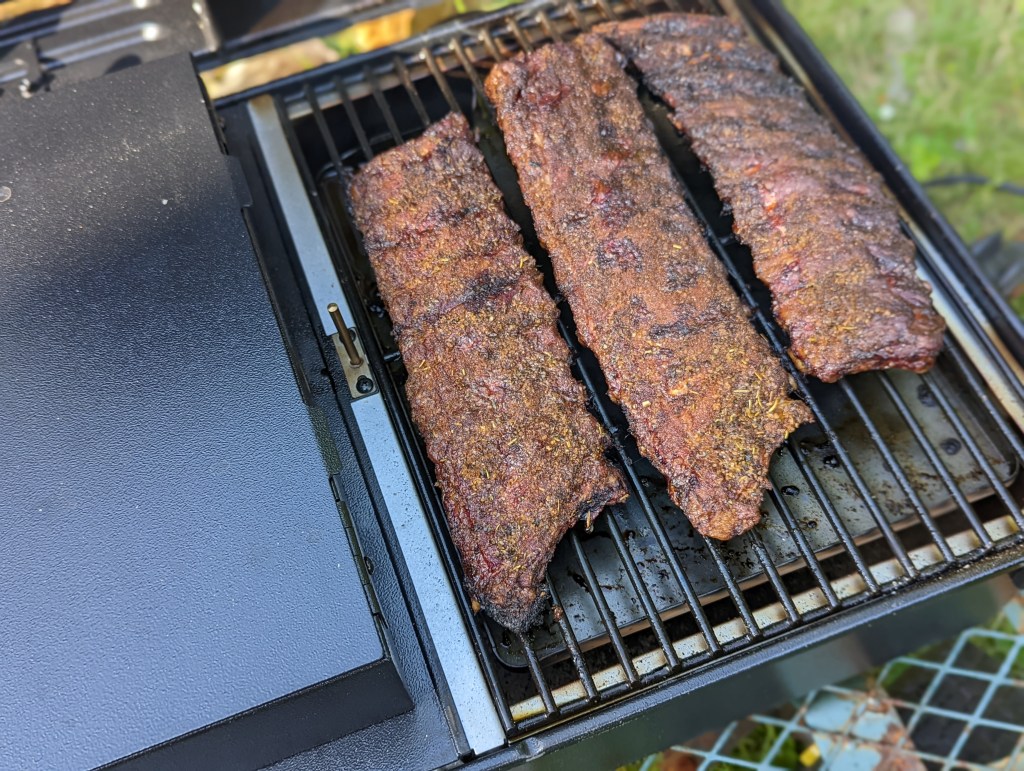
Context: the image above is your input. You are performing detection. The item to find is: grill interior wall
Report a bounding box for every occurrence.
[265,0,1024,736]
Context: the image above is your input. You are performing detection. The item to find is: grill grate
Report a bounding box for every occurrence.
[263,0,1024,737]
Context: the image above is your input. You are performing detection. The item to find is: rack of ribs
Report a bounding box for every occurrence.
[599,13,945,383]
[348,113,627,631]
[486,36,810,541]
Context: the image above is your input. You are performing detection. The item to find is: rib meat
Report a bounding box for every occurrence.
[598,13,945,382]
[348,113,626,631]
[485,36,810,540]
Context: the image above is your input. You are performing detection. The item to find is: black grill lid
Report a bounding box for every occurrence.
[0,52,409,770]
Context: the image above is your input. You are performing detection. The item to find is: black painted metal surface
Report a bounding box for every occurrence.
[0,53,409,770]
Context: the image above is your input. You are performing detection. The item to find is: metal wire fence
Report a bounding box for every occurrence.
[643,600,1024,770]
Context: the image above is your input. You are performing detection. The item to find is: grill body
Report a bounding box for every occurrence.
[212,0,1024,766]
[4,0,1022,767]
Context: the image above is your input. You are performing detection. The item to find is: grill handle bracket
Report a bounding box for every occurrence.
[329,322,377,400]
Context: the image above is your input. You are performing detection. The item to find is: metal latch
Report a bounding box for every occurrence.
[327,303,377,400]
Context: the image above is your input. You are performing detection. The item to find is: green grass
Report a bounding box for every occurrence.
[616,725,804,771]
[783,0,1024,244]
[968,613,1024,678]
[723,723,803,769]
[616,759,649,771]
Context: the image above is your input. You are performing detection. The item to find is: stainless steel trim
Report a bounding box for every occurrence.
[246,94,506,754]
[914,244,1024,433]
[247,94,354,338]
[352,395,506,754]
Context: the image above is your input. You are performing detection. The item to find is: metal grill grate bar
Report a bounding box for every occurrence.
[766,483,840,609]
[782,434,881,596]
[424,50,462,113]
[748,531,800,626]
[594,0,623,21]
[305,83,346,178]
[702,538,760,638]
[536,9,566,41]
[923,368,1024,529]
[876,371,993,548]
[517,632,558,715]
[944,340,1024,457]
[838,378,956,563]
[569,530,641,684]
[606,513,681,669]
[394,55,431,127]
[367,67,403,145]
[335,81,374,162]
[545,576,600,701]
[506,17,538,52]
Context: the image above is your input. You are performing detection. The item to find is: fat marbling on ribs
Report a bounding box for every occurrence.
[347,113,626,632]
[598,13,945,382]
[485,36,811,541]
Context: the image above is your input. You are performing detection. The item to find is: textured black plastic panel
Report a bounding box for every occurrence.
[0,54,407,771]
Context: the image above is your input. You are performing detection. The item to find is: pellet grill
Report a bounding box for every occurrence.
[2,0,1024,769]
